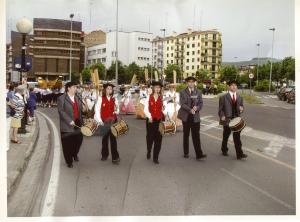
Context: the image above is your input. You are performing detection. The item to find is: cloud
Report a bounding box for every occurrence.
[6,0,295,61]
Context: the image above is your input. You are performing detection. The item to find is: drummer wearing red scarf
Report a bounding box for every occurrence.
[57,81,84,168]
[144,81,167,164]
[94,83,120,164]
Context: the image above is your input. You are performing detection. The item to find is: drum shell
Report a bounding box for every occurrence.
[111,120,129,138]
[229,118,246,132]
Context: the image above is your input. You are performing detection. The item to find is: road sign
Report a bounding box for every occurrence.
[249,73,254,79]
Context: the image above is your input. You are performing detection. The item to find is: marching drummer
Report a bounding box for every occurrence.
[57,81,85,168]
[144,81,167,164]
[177,76,207,161]
[94,83,121,164]
[218,80,247,160]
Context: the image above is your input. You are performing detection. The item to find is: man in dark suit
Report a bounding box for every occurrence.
[57,81,85,168]
[178,76,207,160]
[218,80,247,160]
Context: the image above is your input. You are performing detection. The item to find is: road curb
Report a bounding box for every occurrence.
[7,116,40,197]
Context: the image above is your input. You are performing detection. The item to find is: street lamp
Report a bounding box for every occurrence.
[115,0,119,86]
[69,13,74,81]
[268,28,275,94]
[16,17,32,134]
[16,18,33,82]
[234,56,238,80]
[256,43,260,86]
[160,28,166,84]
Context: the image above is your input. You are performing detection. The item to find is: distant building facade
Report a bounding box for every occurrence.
[30,18,83,80]
[86,31,154,68]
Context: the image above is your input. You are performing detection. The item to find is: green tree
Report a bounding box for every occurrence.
[219,65,239,83]
[90,63,106,80]
[281,57,295,82]
[195,68,211,83]
[164,64,182,83]
[126,62,142,83]
[81,67,91,83]
[107,61,128,84]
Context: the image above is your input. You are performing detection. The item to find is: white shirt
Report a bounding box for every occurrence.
[94,95,119,124]
[68,94,75,103]
[229,91,237,100]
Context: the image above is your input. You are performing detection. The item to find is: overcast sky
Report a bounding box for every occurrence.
[6,0,295,62]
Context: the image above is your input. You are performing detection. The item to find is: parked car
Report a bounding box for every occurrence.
[277,86,294,101]
[286,88,295,104]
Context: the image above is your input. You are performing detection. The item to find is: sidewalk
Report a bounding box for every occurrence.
[7,117,39,196]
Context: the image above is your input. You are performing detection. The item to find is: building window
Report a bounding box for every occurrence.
[171,60,173,64]
[192,51,195,55]
[187,52,189,55]
[198,43,200,47]
[197,58,200,62]
[187,44,190,48]
[167,53,169,57]
[198,50,200,54]
[193,36,195,40]
[186,66,189,70]
[171,53,173,57]
[192,65,194,69]
[197,65,199,69]
[187,59,189,63]
[192,58,195,62]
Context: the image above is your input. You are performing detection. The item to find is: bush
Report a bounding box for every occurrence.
[217,83,227,93]
[176,83,186,92]
[254,80,275,92]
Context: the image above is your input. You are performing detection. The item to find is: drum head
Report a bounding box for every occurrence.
[111,126,118,137]
[81,126,93,137]
[229,117,241,127]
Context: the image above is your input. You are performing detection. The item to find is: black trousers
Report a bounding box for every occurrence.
[61,130,83,165]
[146,119,162,161]
[182,115,203,158]
[102,130,119,160]
[221,125,244,157]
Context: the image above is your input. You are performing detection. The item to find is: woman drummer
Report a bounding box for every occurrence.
[144,81,167,164]
[94,83,121,164]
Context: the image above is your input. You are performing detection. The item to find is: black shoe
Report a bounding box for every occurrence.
[196,154,207,160]
[222,152,229,156]
[67,163,73,168]
[112,158,120,164]
[237,154,248,160]
[147,152,151,159]
[153,159,159,164]
[101,157,108,161]
[184,154,189,158]
[74,156,79,162]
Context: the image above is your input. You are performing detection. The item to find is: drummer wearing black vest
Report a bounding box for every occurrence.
[144,81,166,164]
[57,81,84,168]
[218,80,247,160]
[94,83,120,164]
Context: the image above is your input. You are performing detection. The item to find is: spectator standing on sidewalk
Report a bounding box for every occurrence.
[28,87,37,122]
[6,84,15,150]
[10,86,25,144]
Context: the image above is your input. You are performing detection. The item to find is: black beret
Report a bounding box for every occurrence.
[151,81,163,87]
[103,83,115,88]
[185,76,197,82]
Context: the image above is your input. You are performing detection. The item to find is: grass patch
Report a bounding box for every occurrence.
[240,92,263,104]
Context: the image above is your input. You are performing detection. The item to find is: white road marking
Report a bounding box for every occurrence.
[200,131,295,171]
[200,115,295,158]
[38,111,61,216]
[220,168,295,210]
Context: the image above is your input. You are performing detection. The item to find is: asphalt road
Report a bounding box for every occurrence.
[31,98,295,216]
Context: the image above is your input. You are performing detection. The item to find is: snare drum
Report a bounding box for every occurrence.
[159,120,176,136]
[111,119,129,138]
[81,119,99,136]
[229,117,246,132]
